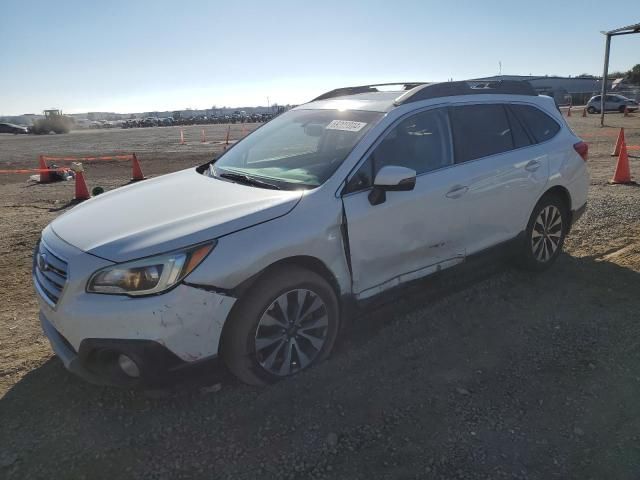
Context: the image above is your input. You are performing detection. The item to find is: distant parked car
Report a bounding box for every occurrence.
[586,94,639,114]
[0,122,29,134]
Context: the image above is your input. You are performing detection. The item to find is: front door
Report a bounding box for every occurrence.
[342,108,466,299]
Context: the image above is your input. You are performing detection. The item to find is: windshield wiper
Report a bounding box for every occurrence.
[217,171,281,190]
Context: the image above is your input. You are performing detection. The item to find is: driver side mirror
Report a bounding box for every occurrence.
[368,165,416,206]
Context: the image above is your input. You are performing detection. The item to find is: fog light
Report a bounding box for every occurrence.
[117,354,140,378]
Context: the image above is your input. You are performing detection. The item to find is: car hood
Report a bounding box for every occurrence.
[51,168,303,262]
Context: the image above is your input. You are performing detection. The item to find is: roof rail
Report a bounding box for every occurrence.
[394,80,537,105]
[310,82,426,102]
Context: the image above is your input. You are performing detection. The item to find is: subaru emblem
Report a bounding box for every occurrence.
[38,253,48,271]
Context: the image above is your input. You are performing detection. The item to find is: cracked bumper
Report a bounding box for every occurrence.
[38,283,237,385]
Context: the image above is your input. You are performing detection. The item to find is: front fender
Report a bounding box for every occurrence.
[184,191,351,296]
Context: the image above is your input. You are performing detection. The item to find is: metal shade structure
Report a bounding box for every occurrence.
[600,22,640,126]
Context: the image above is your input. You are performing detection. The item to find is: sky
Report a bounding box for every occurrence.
[1,0,638,116]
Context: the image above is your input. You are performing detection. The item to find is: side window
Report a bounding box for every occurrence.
[372,108,452,175]
[511,105,560,144]
[450,104,514,163]
[344,108,452,194]
[505,107,532,148]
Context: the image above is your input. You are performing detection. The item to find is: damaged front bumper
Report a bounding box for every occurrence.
[38,283,237,387]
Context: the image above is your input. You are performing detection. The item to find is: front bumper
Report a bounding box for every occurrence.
[40,312,225,387]
[40,312,104,383]
[35,226,237,386]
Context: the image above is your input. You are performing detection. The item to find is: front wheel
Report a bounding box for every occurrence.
[221,266,340,385]
[587,106,596,114]
[517,194,569,271]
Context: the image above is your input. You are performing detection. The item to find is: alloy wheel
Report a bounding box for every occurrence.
[531,205,563,262]
[254,289,328,376]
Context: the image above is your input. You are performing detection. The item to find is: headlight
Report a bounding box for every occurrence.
[87,242,215,296]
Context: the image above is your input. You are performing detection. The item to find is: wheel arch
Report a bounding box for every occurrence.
[540,185,571,211]
[229,255,342,299]
[533,185,574,232]
[218,255,343,351]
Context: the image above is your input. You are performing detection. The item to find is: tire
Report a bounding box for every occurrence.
[619,106,626,113]
[586,106,596,114]
[517,193,569,271]
[221,266,340,386]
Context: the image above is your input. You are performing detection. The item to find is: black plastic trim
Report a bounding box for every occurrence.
[396,80,537,105]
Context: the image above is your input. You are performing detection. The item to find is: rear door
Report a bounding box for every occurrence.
[605,95,620,111]
[447,103,550,254]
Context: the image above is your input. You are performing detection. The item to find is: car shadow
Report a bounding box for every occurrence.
[4,250,638,400]
[2,252,640,478]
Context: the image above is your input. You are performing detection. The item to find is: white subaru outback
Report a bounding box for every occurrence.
[34,81,589,386]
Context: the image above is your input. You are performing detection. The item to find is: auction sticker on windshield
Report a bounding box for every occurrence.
[326,120,367,132]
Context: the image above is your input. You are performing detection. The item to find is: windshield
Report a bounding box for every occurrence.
[210,109,383,189]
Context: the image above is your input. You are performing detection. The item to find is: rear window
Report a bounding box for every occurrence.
[511,105,560,143]
[450,104,513,163]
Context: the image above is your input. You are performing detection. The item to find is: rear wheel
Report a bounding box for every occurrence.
[517,194,568,271]
[619,105,626,113]
[221,266,339,385]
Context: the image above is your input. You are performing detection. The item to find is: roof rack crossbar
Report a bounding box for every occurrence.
[394,80,537,105]
[311,82,427,102]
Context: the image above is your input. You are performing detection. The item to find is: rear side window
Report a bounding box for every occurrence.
[505,107,532,148]
[511,105,560,144]
[450,104,513,163]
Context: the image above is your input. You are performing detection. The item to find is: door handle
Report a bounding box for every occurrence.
[525,160,541,172]
[445,185,469,199]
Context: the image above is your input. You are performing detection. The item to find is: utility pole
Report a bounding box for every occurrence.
[598,23,640,127]
[600,33,611,127]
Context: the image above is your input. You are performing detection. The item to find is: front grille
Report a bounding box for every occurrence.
[34,240,68,306]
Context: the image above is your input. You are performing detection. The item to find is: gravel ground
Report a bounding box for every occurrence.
[1,115,639,479]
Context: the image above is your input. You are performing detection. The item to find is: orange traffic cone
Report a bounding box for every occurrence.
[611,128,625,156]
[610,141,635,185]
[582,107,587,117]
[130,153,145,181]
[567,106,572,117]
[201,129,206,143]
[71,162,91,201]
[179,129,186,145]
[38,155,51,183]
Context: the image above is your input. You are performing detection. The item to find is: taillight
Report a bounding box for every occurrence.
[573,141,588,161]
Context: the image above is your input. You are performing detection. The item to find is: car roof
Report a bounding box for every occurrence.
[298,80,540,113]
[299,91,403,113]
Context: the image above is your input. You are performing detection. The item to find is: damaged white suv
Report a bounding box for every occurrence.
[34,81,589,386]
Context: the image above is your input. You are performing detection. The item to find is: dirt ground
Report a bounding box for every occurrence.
[1,115,640,479]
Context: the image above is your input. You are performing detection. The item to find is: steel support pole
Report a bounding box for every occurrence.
[600,34,611,127]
